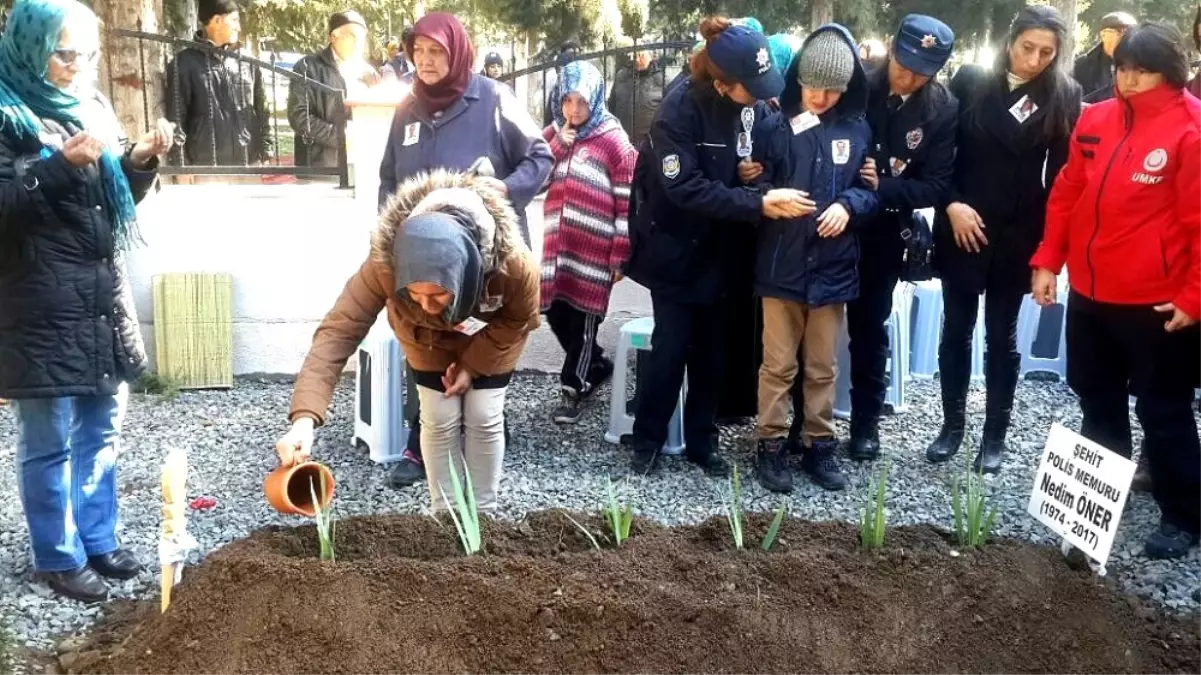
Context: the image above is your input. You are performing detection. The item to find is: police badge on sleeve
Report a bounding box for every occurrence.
[905,127,923,151]
[662,153,681,179]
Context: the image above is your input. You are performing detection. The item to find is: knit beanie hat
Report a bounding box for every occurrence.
[797,30,855,92]
[198,0,238,25]
[327,10,366,34]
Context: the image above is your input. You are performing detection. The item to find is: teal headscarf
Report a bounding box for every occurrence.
[767,33,803,79]
[0,0,139,250]
[734,17,764,34]
[551,61,618,140]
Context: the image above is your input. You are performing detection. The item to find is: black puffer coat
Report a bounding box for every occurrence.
[165,37,272,167]
[0,94,159,399]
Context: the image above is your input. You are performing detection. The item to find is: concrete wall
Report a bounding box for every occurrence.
[128,182,378,375]
[125,181,635,377]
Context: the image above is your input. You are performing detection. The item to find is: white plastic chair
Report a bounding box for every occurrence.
[353,316,410,464]
[906,278,984,380]
[834,284,912,419]
[604,317,685,455]
[1017,293,1069,380]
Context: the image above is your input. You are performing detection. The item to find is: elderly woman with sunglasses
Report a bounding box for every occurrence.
[0,0,173,603]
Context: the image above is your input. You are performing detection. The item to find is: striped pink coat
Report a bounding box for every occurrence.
[539,119,637,316]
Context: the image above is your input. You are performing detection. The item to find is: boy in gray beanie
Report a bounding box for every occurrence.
[797,29,857,94]
[749,24,877,495]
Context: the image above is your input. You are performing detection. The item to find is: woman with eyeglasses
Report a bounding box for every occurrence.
[0,0,173,602]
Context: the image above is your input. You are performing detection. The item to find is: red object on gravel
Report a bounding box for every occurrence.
[189,497,217,510]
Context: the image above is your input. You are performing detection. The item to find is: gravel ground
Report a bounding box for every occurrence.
[0,374,1198,668]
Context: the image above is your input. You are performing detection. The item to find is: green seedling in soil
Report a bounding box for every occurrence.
[952,439,999,549]
[859,461,890,551]
[761,499,788,551]
[604,477,634,546]
[562,512,602,551]
[722,464,745,550]
[441,456,482,555]
[308,472,335,562]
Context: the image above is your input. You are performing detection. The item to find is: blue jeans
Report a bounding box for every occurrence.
[14,384,128,572]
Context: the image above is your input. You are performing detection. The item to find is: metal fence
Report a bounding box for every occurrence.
[500,40,693,137]
[106,29,349,186]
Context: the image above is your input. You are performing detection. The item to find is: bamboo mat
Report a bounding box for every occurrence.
[152,273,234,389]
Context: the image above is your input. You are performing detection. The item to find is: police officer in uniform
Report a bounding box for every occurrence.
[624,18,810,475]
[842,15,958,461]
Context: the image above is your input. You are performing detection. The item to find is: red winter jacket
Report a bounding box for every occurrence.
[1031,84,1201,320]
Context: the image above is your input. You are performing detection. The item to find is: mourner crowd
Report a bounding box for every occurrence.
[0,0,1196,604]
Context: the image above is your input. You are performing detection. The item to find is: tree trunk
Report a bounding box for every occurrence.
[96,0,166,138]
[1052,0,1079,57]
[810,0,833,28]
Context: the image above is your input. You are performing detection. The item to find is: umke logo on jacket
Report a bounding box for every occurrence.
[1132,148,1168,185]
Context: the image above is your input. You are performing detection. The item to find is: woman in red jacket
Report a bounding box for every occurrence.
[1031,23,1200,560]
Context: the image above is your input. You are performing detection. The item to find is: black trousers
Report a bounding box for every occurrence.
[938,280,1025,423]
[544,300,610,393]
[846,234,903,427]
[1066,292,1200,534]
[631,292,727,456]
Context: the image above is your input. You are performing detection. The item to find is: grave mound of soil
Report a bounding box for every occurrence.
[76,513,1198,674]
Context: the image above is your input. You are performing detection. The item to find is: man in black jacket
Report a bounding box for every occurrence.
[164,0,272,167]
[608,50,665,143]
[288,11,377,169]
[841,14,958,461]
[1073,11,1137,103]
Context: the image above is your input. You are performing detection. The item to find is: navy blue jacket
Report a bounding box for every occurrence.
[378,74,553,245]
[624,79,786,304]
[859,61,958,260]
[754,25,878,306]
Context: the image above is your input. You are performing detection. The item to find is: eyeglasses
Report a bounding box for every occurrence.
[51,48,99,67]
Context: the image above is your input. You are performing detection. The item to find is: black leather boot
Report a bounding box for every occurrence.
[846,415,881,461]
[926,398,966,463]
[927,331,971,463]
[974,415,1008,474]
[974,351,1019,475]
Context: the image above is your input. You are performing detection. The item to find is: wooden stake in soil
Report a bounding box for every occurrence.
[159,447,195,613]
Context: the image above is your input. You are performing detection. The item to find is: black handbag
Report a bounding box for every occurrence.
[899,209,935,283]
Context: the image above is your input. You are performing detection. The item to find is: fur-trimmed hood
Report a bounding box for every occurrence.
[371,169,525,277]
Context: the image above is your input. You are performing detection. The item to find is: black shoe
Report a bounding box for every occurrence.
[34,566,108,603]
[387,452,425,489]
[801,439,847,491]
[1145,522,1199,560]
[87,549,142,581]
[972,438,1005,474]
[846,418,881,462]
[687,451,730,477]
[631,443,661,475]
[756,438,793,493]
[553,391,584,424]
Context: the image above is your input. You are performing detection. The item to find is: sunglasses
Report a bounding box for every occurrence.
[51,48,99,66]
